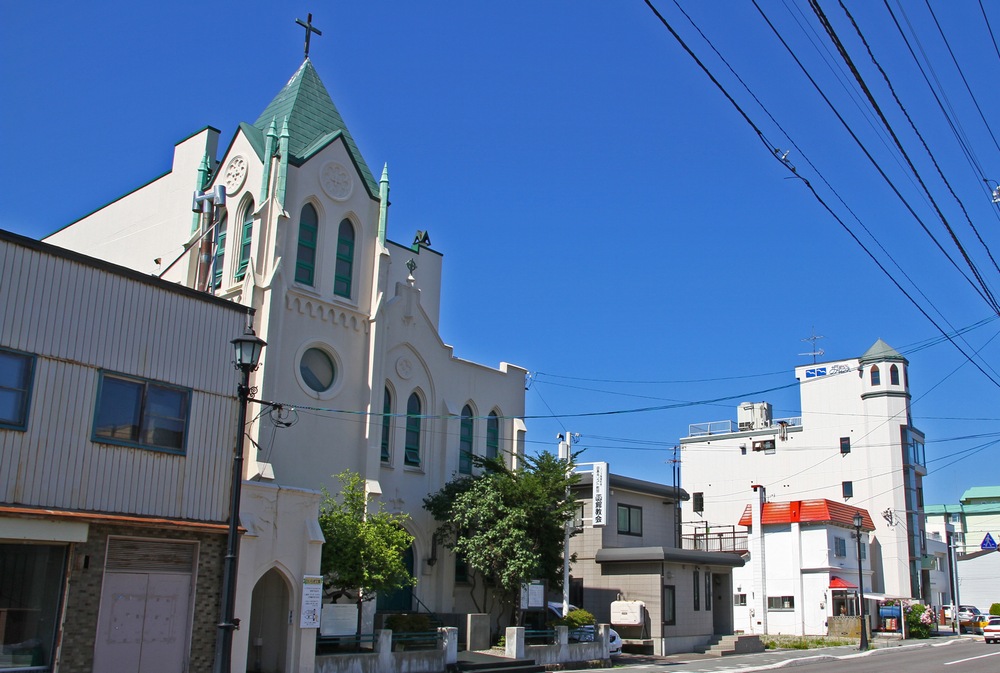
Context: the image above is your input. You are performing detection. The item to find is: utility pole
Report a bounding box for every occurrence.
[669,446,681,548]
[558,433,577,617]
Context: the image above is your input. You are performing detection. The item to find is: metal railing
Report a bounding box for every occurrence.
[682,530,748,553]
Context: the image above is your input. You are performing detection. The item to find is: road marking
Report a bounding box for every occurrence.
[944,651,1000,665]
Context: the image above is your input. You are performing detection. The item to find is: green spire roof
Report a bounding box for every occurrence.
[253,59,377,197]
[859,338,907,364]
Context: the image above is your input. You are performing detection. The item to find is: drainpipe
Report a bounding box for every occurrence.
[751,484,767,635]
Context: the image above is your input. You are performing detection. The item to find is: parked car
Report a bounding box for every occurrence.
[959,606,988,634]
[984,616,1000,644]
[546,602,622,656]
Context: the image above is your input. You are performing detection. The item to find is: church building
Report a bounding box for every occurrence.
[44,30,527,673]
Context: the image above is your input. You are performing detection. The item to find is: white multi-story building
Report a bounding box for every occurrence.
[680,340,928,611]
[41,53,526,672]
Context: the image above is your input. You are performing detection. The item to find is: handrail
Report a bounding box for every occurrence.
[411,593,444,626]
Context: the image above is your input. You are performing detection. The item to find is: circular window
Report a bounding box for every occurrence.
[300,348,336,392]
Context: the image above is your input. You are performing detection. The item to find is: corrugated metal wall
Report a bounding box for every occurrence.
[0,235,250,522]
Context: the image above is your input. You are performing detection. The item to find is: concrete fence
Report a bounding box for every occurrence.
[314,627,458,673]
[504,625,611,666]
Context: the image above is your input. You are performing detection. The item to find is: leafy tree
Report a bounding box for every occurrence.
[318,470,415,636]
[424,451,579,629]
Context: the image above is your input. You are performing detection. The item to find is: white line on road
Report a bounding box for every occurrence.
[944,651,1000,665]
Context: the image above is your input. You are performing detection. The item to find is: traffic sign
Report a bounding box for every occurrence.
[981,532,997,550]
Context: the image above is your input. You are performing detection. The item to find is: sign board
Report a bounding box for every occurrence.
[592,462,608,527]
[520,580,546,610]
[300,575,324,628]
[981,532,997,551]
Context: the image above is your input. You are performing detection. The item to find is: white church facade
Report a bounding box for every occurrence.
[44,55,527,672]
[680,340,929,632]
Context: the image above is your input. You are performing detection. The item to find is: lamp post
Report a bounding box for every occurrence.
[853,512,869,651]
[215,329,266,673]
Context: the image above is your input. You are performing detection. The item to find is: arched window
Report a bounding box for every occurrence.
[870,365,881,386]
[236,198,254,280]
[380,386,392,463]
[890,364,900,386]
[486,411,500,460]
[459,405,474,474]
[334,218,355,298]
[404,392,422,466]
[295,203,318,286]
[212,212,227,288]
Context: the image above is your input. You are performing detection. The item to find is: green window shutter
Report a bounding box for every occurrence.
[486,412,499,459]
[236,199,254,280]
[213,215,227,288]
[295,204,318,285]
[459,405,473,474]
[380,387,392,463]
[334,218,354,297]
[405,392,421,466]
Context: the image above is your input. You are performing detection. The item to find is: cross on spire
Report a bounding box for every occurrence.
[295,13,322,58]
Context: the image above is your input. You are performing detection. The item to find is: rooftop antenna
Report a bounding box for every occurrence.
[799,328,825,364]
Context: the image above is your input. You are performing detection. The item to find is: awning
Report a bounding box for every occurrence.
[830,576,857,589]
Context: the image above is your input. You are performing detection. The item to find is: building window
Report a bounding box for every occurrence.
[734,593,747,606]
[295,203,318,285]
[334,218,355,298]
[834,537,847,557]
[767,596,795,610]
[617,504,642,536]
[663,585,676,625]
[93,373,190,453]
[840,437,851,454]
[0,544,66,668]
[693,492,704,513]
[300,347,336,393]
[705,571,712,611]
[459,404,474,474]
[870,365,880,386]
[890,364,900,385]
[404,392,422,467]
[860,542,867,560]
[842,481,854,499]
[752,439,776,452]
[380,386,392,463]
[236,198,254,280]
[455,553,469,584]
[0,348,34,430]
[486,411,499,460]
[573,503,585,532]
[693,570,700,611]
[212,213,227,288]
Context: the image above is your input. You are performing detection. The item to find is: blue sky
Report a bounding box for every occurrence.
[3,1,1000,511]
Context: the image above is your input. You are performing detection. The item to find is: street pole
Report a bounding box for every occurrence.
[853,513,868,651]
[559,433,574,617]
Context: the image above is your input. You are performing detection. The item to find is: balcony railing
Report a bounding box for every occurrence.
[682,530,748,554]
[687,417,802,437]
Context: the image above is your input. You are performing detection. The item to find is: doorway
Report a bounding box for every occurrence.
[246,568,290,673]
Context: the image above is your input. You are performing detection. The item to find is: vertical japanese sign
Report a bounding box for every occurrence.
[300,575,324,628]
[592,462,608,527]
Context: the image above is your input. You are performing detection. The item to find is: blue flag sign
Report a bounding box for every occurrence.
[981,532,997,551]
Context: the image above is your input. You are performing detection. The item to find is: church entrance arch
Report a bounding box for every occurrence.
[246,568,290,673]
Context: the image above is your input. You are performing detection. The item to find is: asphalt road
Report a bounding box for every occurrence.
[596,636,1000,673]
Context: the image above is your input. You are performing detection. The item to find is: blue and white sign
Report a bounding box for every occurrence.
[981,532,997,551]
[805,368,827,378]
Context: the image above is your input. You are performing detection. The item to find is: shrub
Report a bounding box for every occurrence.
[551,608,596,629]
[990,603,1000,616]
[904,602,933,639]
[385,613,432,633]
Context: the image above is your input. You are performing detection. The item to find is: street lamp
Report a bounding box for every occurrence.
[853,512,869,651]
[216,328,266,673]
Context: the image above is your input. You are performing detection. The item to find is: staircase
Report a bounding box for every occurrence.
[456,654,545,673]
[696,634,765,657]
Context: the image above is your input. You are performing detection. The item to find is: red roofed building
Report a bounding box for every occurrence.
[732,494,877,636]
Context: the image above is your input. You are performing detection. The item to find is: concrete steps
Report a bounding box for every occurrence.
[456,655,545,673]
[696,634,765,657]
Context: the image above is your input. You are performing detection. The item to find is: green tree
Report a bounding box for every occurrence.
[318,470,415,636]
[423,451,578,629]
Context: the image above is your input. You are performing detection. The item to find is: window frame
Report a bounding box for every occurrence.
[380,386,393,464]
[870,365,881,386]
[693,569,700,611]
[705,571,712,612]
[842,481,854,499]
[734,593,747,607]
[295,203,319,286]
[834,536,847,557]
[334,218,355,298]
[617,503,643,536]
[767,596,795,611]
[663,585,676,626]
[404,392,422,467]
[235,198,255,280]
[212,212,227,289]
[0,347,35,431]
[92,371,191,455]
[890,364,900,385]
[840,437,851,454]
[486,411,500,460]
[693,492,704,513]
[459,404,474,474]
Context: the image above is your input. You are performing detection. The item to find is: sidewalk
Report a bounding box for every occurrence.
[593,629,968,671]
